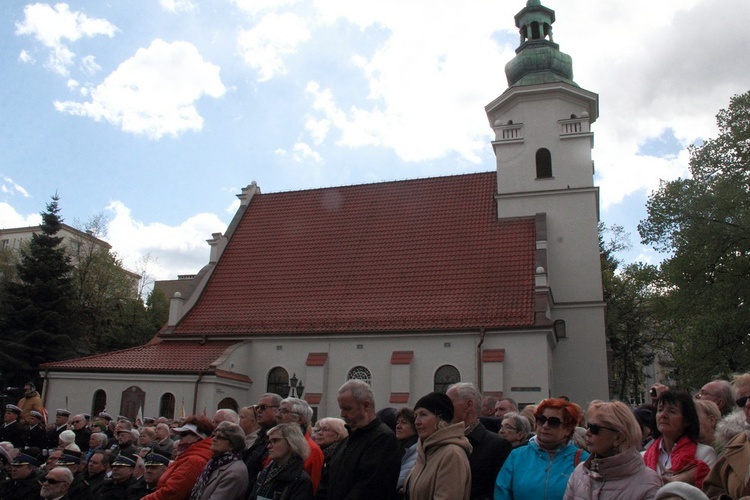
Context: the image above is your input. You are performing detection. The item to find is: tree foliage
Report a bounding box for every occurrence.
[601,224,667,401]
[0,195,76,386]
[639,90,750,388]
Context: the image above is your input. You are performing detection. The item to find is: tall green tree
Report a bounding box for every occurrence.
[0,195,77,386]
[639,90,750,388]
[601,224,667,401]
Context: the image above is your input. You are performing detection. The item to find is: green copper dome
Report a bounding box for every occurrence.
[505,1,577,87]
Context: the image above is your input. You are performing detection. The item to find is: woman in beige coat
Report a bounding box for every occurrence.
[405,392,471,500]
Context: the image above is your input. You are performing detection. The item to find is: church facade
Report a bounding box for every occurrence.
[42,0,609,421]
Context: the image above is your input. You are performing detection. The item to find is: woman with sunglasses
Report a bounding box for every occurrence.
[190,422,249,500]
[495,398,587,500]
[703,373,750,499]
[250,422,314,500]
[142,415,215,500]
[642,390,717,489]
[564,401,661,499]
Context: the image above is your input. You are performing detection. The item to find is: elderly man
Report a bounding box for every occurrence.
[493,397,519,419]
[212,408,239,425]
[0,404,25,448]
[1,451,42,499]
[111,421,137,457]
[448,383,512,500]
[70,414,91,452]
[86,450,110,496]
[277,397,324,492]
[151,423,175,457]
[481,396,498,417]
[244,393,282,493]
[40,466,74,500]
[57,450,94,500]
[47,409,71,450]
[317,380,401,500]
[695,379,735,417]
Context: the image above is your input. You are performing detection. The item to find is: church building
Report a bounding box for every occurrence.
[42,0,609,421]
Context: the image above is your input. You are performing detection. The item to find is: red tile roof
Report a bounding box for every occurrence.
[42,339,240,373]
[171,171,536,336]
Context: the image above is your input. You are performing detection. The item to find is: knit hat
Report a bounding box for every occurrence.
[414,392,454,423]
[59,430,76,444]
[654,482,708,500]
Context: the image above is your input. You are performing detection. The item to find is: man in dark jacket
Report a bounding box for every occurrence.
[0,404,25,448]
[24,410,47,450]
[243,393,282,495]
[447,383,512,500]
[96,453,137,500]
[0,452,41,500]
[316,380,401,500]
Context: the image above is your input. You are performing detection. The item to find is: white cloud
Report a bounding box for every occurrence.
[233,0,300,17]
[54,39,227,139]
[237,12,311,81]
[0,203,40,228]
[18,50,35,64]
[1,176,31,198]
[15,3,118,76]
[160,0,197,13]
[104,200,226,281]
[80,55,101,75]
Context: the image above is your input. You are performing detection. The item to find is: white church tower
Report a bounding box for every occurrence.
[486,0,609,401]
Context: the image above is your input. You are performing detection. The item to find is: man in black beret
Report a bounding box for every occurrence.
[0,404,25,448]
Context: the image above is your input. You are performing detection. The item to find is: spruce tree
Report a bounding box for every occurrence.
[0,195,77,386]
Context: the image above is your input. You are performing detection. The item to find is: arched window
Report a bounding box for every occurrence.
[267,367,290,397]
[120,386,145,423]
[434,365,460,393]
[159,393,175,419]
[347,366,372,386]
[91,389,107,417]
[218,397,239,412]
[536,148,552,178]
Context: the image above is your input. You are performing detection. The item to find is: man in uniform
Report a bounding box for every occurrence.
[24,410,47,450]
[57,450,93,500]
[126,451,170,499]
[96,453,137,500]
[47,409,70,451]
[0,404,25,448]
[0,451,41,499]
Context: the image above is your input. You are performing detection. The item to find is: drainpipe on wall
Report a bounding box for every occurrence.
[477,327,486,392]
[193,371,206,415]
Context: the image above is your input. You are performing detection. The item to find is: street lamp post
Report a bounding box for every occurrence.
[288,373,305,398]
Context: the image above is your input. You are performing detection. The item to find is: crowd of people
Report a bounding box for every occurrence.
[1,376,750,499]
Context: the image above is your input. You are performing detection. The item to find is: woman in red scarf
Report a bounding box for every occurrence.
[643,390,717,488]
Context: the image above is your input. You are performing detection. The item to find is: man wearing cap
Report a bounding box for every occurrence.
[40,466,74,500]
[17,382,45,427]
[111,421,137,458]
[316,380,401,500]
[47,409,71,451]
[125,451,169,499]
[23,410,47,450]
[57,450,94,500]
[0,452,42,499]
[96,413,115,439]
[0,404,25,448]
[97,453,137,500]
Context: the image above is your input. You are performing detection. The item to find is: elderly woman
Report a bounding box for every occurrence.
[239,405,260,448]
[495,398,588,500]
[395,407,418,494]
[312,417,347,468]
[251,423,313,500]
[499,412,531,448]
[643,390,717,489]
[190,422,248,500]
[404,392,471,500]
[564,401,661,499]
[693,399,720,448]
[702,372,750,499]
[142,415,215,500]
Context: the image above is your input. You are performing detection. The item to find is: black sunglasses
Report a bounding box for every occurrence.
[737,396,749,408]
[535,415,563,428]
[43,477,63,485]
[586,423,619,435]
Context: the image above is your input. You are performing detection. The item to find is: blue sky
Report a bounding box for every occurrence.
[1,0,748,282]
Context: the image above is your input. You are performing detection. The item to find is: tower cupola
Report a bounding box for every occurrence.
[505,0,575,87]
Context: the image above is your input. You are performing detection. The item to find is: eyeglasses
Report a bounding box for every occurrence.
[736,396,750,408]
[535,415,563,428]
[501,424,519,432]
[586,423,619,435]
[42,477,64,485]
[257,404,279,412]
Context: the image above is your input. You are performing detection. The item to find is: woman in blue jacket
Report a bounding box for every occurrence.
[494,398,587,500]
